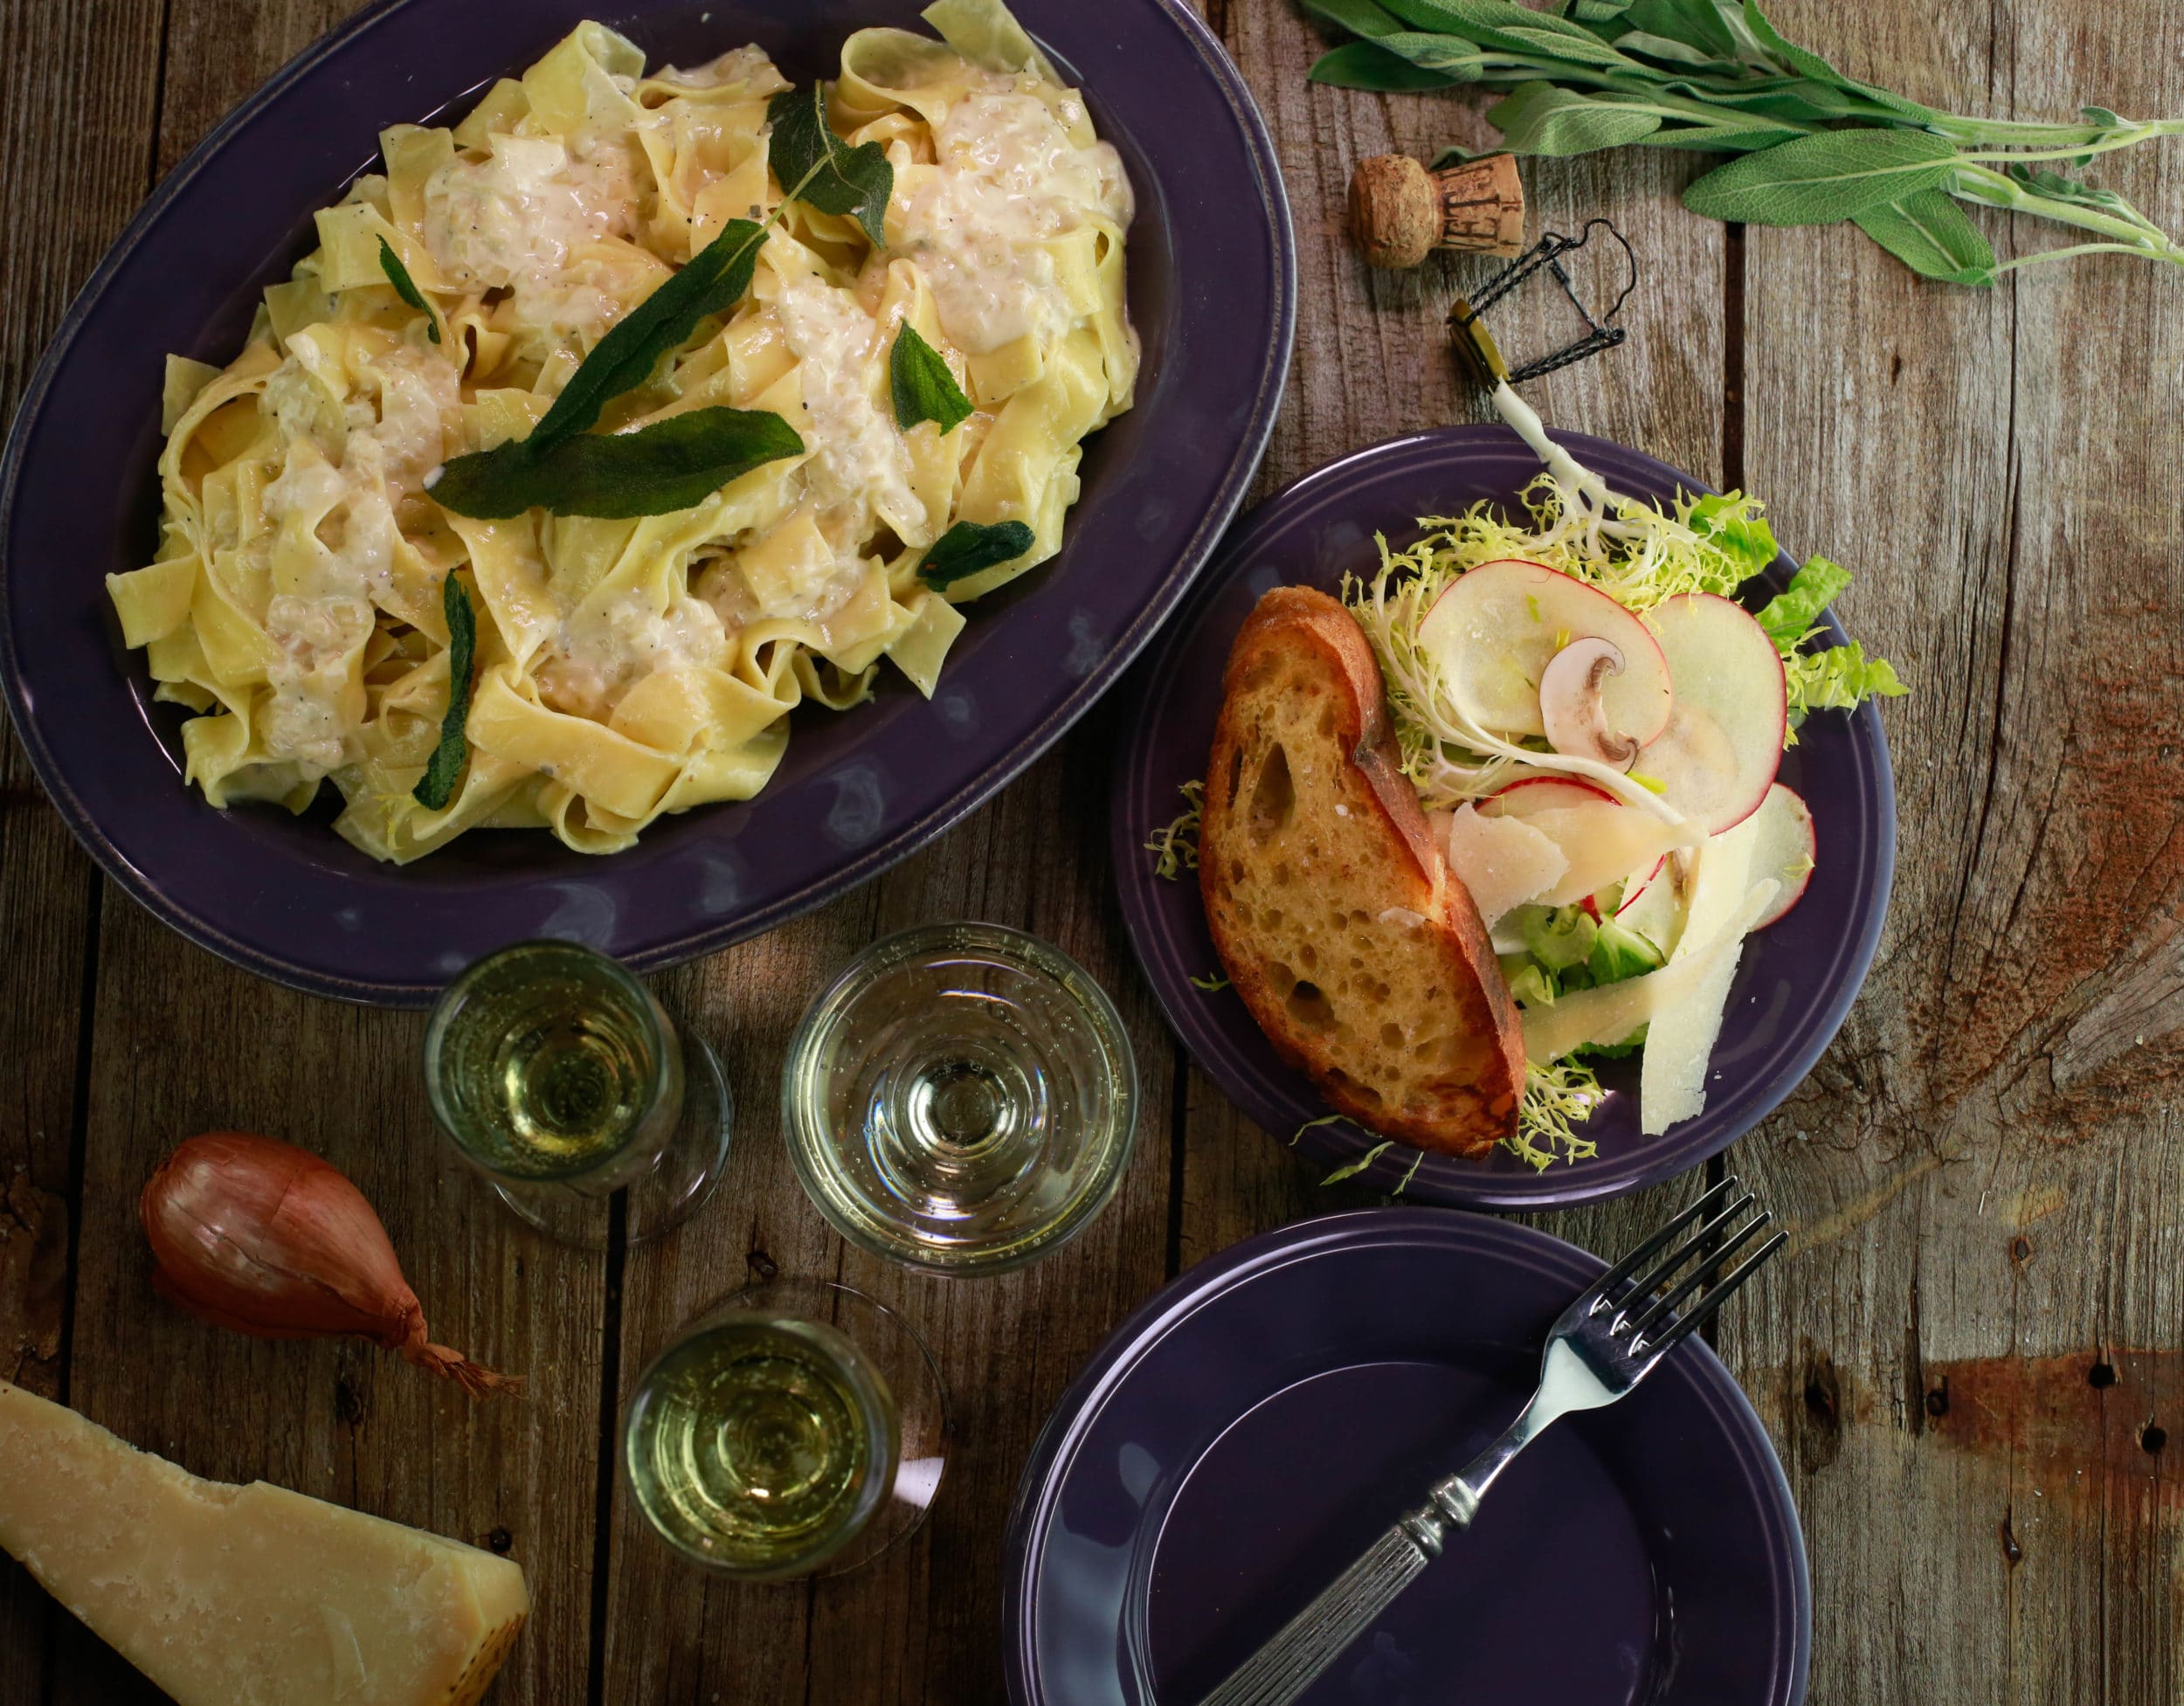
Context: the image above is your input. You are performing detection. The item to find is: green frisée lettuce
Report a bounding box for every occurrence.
[1511,1058,1607,1172]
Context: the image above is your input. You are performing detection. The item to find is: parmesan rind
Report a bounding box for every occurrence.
[1443,803,1567,927]
[0,1379,528,1706]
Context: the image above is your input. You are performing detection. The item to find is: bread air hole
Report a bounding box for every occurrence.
[1287,980,1335,1032]
[1248,742,1295,841]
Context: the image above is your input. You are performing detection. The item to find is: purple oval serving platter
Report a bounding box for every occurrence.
[1111,426,1896,1211]
[0,0,1295,1005]
[1004,1208,1810,1705]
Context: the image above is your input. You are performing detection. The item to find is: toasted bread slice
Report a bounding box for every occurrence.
[1200,586,1524,1156]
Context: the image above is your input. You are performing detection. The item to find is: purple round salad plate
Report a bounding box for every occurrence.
[0,0,1295,1006]
[1003,1208,1810,1706]
[1110,426,1896,1212]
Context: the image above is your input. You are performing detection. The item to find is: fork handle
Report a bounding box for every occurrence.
[1192,1386,1565,1706]
[1194,1524,1431,1706]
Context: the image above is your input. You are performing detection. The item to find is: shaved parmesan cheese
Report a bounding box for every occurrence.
[1618,854,1685,956]
[1520,881,1776,1073]
[1671,812,1760,962]
[1443,804,1567,927]
[1522,803,1706,908]
[1638,880,1775,1131]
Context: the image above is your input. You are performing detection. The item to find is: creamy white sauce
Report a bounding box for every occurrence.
[257,346,460,770]
[537,591,729,720]
[422,134,640,335]
[773,275,917,526]
[894,82,1133,355]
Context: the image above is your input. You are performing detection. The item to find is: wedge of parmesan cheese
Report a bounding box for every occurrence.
[1520,879,1777,1089]
[1443,803,1567,928]
[0,1379,528,1706]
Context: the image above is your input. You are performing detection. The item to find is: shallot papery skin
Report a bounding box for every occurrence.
[140,1131,519,1398]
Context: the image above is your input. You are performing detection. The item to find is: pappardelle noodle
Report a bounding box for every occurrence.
[107,0,1136,862]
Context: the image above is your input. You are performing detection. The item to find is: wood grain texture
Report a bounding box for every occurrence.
[5,0,2184,1702]
[1726,2,2184,1702]
[0,0,163,1696]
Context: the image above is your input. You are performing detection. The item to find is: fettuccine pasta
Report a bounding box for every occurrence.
[107,0,1136,862]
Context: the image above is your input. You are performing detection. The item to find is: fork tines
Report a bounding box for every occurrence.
[1588,1175,1786,1356]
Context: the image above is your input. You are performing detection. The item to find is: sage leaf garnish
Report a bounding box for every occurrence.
[889,323,973,433]
[765,83,894,245]
[917,519,1035,589]
[1682,129,1959,224]
[426,217,781,518]
[413,572,476,811]
[525,218,769,453]
[431,407,805,521]
[1303,0,2184,284]
[377,238,440,344]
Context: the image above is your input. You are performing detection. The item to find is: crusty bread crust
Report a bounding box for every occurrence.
[1200,586,1524,1157]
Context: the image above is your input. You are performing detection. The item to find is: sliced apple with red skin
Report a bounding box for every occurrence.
[1747,783,1815,928]
[1419,560,1674,745]
[1636,593,1787,833]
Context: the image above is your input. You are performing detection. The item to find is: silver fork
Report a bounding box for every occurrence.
[1193,1176,1787,1706]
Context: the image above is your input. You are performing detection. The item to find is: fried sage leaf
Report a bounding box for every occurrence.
[412,573,476,811]
[889,323,973,432]
[766,82,894,245]
[430,407,805,521]
[917,519,1035,589]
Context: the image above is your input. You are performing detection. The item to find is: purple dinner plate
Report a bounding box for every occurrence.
[1004,1208,1810,1706]
[1110,427,1895,1211]
[0,0,1295,1005]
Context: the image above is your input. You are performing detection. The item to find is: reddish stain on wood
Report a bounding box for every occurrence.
[1923,1349,2184,1506]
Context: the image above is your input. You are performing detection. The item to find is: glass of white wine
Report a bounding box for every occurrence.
[624,1278,950,1579]
[424,940,731,1249]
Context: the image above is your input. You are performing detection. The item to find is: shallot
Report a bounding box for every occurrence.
[140,1130,519,1398]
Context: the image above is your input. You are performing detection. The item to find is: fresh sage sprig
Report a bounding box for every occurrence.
[890,323,974,432]
[919,520,1035,589]
[413,572,477,811]
[1305,0,2184,285]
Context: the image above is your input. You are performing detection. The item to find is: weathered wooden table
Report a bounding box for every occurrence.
[3,0,2181,1700]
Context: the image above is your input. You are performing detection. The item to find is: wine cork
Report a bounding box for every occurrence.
[1348,153,1525,268]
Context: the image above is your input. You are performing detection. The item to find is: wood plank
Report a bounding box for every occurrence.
[1728,2,2184,1701]
[599,706,1178,1704]
[39,3,594,1703]
[0,0,163,1696]
[1179,2,1729,1274]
